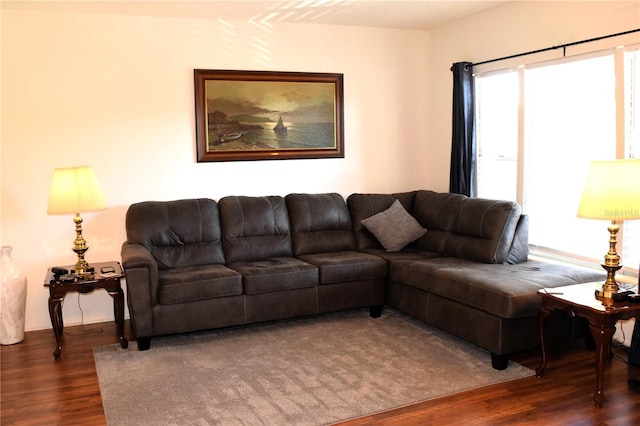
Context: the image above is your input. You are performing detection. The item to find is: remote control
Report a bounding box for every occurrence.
[612,290,634,302]
[628,294,640,303]
[51,266,69,276]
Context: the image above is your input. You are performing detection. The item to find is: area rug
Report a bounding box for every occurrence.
[94,309,533,425]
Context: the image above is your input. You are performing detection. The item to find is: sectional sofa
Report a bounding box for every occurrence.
[121,190,603,369]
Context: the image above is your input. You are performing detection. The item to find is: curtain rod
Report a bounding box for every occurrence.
[472,28,640,67]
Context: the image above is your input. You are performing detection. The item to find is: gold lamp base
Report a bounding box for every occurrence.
[595,288,621,300]
[594,221,622,301]
[71,213,95,278]
[595,263,622,300]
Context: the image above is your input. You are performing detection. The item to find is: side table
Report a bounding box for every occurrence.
[535,282,640,407]
[43,261,128,359]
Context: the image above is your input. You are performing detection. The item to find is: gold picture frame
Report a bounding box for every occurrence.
[194,69,344,162]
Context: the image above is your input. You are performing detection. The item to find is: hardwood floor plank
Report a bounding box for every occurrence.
[2,320,639,425]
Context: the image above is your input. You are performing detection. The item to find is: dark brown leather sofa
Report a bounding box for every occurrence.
[121,190,603,369]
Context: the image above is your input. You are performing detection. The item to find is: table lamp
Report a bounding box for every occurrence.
[577,159,640,299]
[47,166,107,276]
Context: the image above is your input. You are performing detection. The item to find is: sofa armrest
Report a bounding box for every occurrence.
[121,242,159,338]
[504,214,529,264]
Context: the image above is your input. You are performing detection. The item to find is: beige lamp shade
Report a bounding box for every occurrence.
[47,166,108,215]
[577,159,640,221]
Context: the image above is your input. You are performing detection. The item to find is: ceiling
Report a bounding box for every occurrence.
[3,1,509,31]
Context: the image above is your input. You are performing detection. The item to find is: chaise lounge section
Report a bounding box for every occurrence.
[347,191,603,369]
[121,190,603,368]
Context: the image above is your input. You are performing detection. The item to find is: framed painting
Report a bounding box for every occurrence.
[194,69,344,162]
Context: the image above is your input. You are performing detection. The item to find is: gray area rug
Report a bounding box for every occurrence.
[94,309,533,425]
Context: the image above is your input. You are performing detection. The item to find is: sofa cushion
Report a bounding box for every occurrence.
[442,197,522,264]
[347,191,417,251]
[158,264,242,305]
[361,199,426,252]
[219,196,293,264]
[410,191,523,264]
[411,191,466,254]
[390,259,604,318]
[125,198,225,269]
[362,248,441,263]
[229,257,319,295]
[285,193,356,256]
[298,251,387,284]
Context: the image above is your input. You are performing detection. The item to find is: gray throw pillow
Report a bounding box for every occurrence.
[361,199,426,252]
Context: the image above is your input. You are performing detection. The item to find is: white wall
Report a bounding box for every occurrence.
[1,8,430,331]
[427,1,640,190]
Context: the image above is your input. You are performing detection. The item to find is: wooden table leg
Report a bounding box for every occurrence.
[47,296,64,359]
[535,305,551,377]
[588,322,616,408]
[108,287,128,349]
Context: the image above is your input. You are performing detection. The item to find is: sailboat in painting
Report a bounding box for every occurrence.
[273,116,287,134]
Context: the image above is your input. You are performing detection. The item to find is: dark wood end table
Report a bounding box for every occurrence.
[535,281,640,407]
[43,261,129,359]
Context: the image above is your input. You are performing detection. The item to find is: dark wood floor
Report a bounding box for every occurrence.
[2,320,639,425]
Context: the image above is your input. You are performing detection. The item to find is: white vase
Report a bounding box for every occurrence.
[1,246,28,345]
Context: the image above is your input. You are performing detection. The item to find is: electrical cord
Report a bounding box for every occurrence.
[77,293,84,325]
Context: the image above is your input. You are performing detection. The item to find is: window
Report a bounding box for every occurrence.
[623,48,640,269]
[475,46,640,273]
[475,70,519,202]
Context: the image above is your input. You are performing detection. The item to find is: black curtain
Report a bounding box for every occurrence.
[449,62,476,197]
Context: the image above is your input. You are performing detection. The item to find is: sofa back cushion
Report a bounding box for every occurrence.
[347,191,417,251]
[219,195,293,263]
[285,193,356,256]
[125,199,225,269]
[410,191,523,263]
[411,191,467,254]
